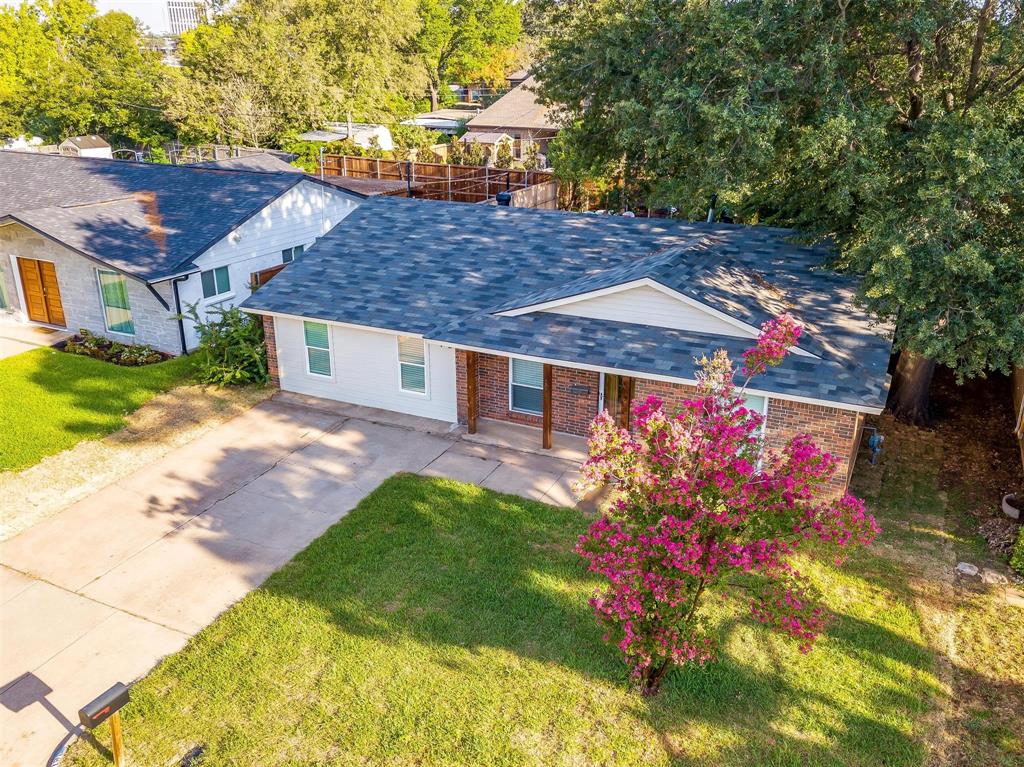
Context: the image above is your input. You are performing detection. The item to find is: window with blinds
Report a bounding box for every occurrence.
[510,358,544,414]
[397,336,426,393]
[303,321,331,377]
[97,269,135,335]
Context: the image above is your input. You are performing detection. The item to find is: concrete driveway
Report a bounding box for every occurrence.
[0,396,581,766]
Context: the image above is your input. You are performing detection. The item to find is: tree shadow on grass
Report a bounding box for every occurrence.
[256,473,965,767]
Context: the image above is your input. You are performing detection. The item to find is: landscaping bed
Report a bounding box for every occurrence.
[0,347,197,471]
[61,329,170,366]
[64,473,942,767]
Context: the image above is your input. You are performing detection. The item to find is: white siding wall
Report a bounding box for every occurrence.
[274,317,459,422]
[177,181,359,348]
[544,284,755,338]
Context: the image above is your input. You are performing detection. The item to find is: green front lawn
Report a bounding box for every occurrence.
[66,473,941,767]
[0,348,196,471]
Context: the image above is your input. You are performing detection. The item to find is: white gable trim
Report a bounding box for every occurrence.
[497,277,817,359]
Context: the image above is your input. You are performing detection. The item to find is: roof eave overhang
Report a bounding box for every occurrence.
[243,306,883,415]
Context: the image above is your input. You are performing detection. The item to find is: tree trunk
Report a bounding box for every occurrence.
[639,660,671,697]
[889,352,936,425]
[429,81,439,112]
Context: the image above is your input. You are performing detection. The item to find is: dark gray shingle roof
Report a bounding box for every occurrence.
[243,197,893,409]
[0,151,312,281]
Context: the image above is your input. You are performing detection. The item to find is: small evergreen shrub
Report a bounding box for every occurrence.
[182,305,268,386]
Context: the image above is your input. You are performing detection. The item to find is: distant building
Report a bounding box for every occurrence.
[299,124,395,152]
[464,76,560,166]
[93,0,206,36]
[58,136,112,159]
[166,0,202,35]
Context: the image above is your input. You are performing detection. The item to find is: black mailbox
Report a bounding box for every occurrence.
[78,682,130,729]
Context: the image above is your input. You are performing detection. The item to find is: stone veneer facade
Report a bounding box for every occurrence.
[1,222,180,352]
[456,350,864,491]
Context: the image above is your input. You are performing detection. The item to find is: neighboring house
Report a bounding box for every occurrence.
[0,152,361,353]
[59,136,113,159]
[298,124,395,152]
[242,198,894,493]
[465,76,559,164]
[401,107,480,136]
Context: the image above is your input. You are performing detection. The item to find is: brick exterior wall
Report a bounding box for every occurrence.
[262,315,280,388]
[457,353,863,492]
[455,352,600,437]
[764,399,864,491]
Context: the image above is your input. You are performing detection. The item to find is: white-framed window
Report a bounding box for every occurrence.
[509,358,544,414]
[397,336,427,394]
[282,245,304,264]
[200,266,231,299]
[742,394,767,418]
[96,269,135,335]
[303,321,332,377]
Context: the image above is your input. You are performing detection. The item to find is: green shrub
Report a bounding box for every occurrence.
[182,305,268,386]
[1011,525,1024,577]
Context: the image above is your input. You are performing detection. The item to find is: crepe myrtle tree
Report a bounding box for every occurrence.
[574,315,880,696]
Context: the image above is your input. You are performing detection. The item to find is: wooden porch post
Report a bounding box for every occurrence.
[542,363,553,449]
[466,351,479,434]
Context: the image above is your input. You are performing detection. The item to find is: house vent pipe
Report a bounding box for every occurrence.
[706,193,717,223]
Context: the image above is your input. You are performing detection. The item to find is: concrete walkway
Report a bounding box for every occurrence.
[0,396,582,766]
[0,317,71,360]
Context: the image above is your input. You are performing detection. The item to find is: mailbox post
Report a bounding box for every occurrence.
[79,682,130,767]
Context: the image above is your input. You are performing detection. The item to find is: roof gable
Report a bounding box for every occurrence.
[505,280,758,338]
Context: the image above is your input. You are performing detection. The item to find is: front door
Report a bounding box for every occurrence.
[17,257,66,326]
[601,373,634,429]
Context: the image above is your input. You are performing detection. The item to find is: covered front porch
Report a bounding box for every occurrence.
[459,349,639,451]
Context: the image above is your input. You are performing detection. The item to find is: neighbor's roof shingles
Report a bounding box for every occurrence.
[242,197,894,409]
[0,151,315,281]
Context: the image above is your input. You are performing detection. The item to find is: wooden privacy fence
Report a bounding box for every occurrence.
[321,155,557,206]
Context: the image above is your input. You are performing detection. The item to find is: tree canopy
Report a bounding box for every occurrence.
[0,0,170,144]
[414,0,522,109]
[537,0,1024,421]
[1,0,524,149]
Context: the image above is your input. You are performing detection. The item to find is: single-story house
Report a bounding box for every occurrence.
[242,198,894,492]
[464,76,559,164]
[298,124,395,152]
[0,151,361,353]
[59,135,112,159]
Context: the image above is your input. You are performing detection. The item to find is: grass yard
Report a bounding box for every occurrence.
[0,348,196,471]
[66,471,946,767]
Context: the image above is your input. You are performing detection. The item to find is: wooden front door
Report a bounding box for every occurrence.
[17,258,66,326]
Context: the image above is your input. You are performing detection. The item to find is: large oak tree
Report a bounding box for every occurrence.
[537,0,1024,423]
